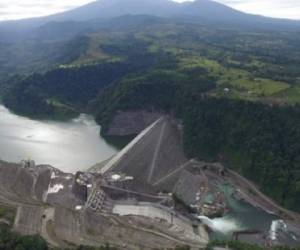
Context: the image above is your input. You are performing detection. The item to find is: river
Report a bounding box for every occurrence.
[199,184,300,247]
[0,105,119,173]
[205,185,278,237]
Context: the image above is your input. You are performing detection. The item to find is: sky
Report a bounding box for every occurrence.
[0,0,299,21]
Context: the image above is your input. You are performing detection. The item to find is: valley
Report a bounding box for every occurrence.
[0,0,300,249]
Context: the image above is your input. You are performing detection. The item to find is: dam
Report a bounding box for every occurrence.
[0,114,299,248]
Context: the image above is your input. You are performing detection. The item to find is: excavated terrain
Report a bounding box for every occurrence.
[0,160,209,249]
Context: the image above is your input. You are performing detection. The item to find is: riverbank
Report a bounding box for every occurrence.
[3,98,80,122]
[227,169,300,223]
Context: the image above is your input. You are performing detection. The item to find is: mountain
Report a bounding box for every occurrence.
[1,0,300,32]
[0,0,177,29]
[50,0,178,21]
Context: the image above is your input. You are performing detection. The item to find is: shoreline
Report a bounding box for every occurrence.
[227,169,300,223]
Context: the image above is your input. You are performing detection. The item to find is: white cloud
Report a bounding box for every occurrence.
[213,0,300,19]
[0,0,299,21]
[0,0,95,20]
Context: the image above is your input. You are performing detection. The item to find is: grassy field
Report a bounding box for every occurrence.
[179,56,292,102]
[60,33,123,68]
[275,85,300,104]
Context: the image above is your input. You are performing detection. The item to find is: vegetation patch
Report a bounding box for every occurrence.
[0,224,48,250]
[0,205,16,226]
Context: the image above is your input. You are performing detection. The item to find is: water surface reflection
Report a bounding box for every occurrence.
[0,105,119,172]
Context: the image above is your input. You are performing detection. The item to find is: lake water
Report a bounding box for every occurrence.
[0,105,119,173]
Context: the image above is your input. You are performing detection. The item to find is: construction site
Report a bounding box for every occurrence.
[0,116,300,249]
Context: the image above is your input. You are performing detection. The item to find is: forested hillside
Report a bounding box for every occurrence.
[93,69,300,212]
[2,16,300,212]
[4,17,300,103]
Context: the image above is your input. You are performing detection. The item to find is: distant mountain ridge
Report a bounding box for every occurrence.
[1,0,300,31]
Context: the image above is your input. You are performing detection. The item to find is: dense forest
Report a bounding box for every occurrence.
[0,224,47,250]
[1,17,300,213]
[3,62,140,118]
[182,98,300,211]
[2,39,166,118]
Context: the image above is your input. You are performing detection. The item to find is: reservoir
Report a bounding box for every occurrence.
[0,105,119,173]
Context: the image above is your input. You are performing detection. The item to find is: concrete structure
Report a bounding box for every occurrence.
[100,117,164,175]
[21,159,35,169]
[72,172,89,202]
[100,117,188,191]
[86,189,107,211]
[112,202,208,243]
[113,203,177,225]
